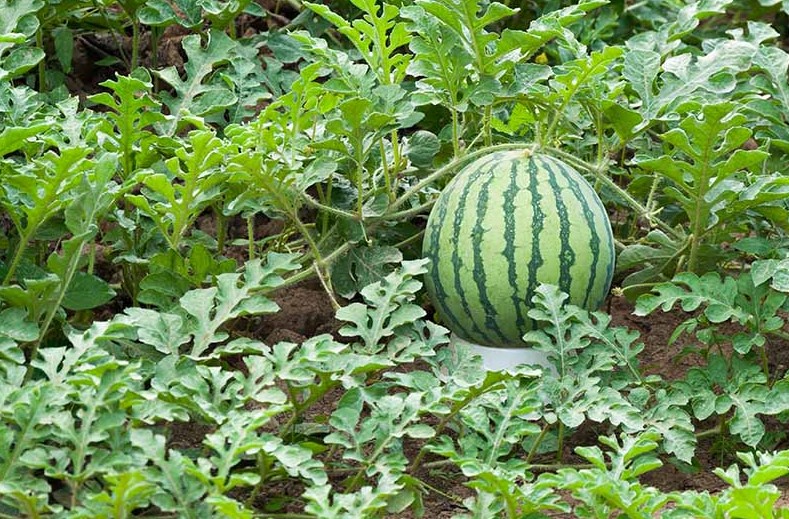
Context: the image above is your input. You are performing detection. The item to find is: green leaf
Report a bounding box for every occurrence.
[138,0,202,28]
[119,308,189,355]
[89,73,165,178]
[623,49,660,116]
[405,130,440,168]
[178,254,299,358]
[0,124,50,157]
[332,245,403,299]
[336,259,428,353]
[221,43,272,125]
[52,26,73,73]
[304,0,411,84]
[155,30,238,135]
[751,259,789,293]
[61,272,115,311]
[650,41,756,119]
[128,130,227,251]
[0,0,43,79]
[635,272,747,322]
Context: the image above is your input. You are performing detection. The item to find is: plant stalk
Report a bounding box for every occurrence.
[25,241,85,381]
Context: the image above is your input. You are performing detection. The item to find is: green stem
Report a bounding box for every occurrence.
[391,143,536,212]
[25,241,86,380]
[313,262,340,310]
[687,144,714,273]
[483,105,492,147]
[380,138,391,201]
[595,108,605,166]
[385,200,435,221]
[556,422,565,463]
[247,215,255,260]
[3,233,31,285]
[770,329,789,342]
[87,241,97,275]
[36,27,46,92]
[324,173,334,231]
[274,242,352,292]
[761,346,771,383]
[130,17,140,71]
[525,425,549,464]
[412,476,464,504]
[151,26,160,88]
[290,212,321,266]
[301,194,358,220]
[355,132,365,218]
[390,130,402,188]
[392,229,424,251]
[216,207,227,255]
[645,173,661,217]
[503,486,519,519]
[695,426,722,440]
[451,108,461,157]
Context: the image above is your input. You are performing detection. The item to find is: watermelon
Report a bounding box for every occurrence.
[422,149,615,348]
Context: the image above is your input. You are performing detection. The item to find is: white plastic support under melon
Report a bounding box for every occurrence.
[451,334,556,375]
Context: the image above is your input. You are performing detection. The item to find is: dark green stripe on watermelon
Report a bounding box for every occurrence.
[471,166,509,344]
[541,157,576,297]
[576,160,617,308]
[427,154,499,343]
[449,160,498,344]
[526,156,545,328]
[423,150,616,348]
[503,160,527,333]
[553,156,602,309]
[425,176,468,338]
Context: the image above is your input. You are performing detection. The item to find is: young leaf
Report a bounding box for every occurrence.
[336,259,428,353]
[0,0,44,80]
[155,30,238,135]
[127,130,228,252]
[89,73,166,178]
[332,245,403,299]
[304,0,411,84]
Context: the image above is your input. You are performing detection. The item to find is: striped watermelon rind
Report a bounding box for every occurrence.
[422,149,616,348]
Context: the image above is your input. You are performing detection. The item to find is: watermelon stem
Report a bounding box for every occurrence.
[556,422,566,463]
[390,142,537,213]
[451,108,461,156]
[355,131,366,218]
[386,200,435,221]
[483,106,493,147]
[301,192,359,221]
[526,425,550,464]
[276,241,353,292]
[392,229,425,250]
[380,138,393,203]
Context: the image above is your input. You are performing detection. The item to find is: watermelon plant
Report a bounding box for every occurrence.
[1,0,789,516]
